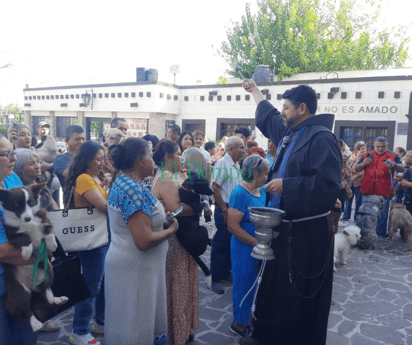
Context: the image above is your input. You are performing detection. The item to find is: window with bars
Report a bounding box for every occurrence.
[86,118,111,141]
[364,128,388,151]
[216,118,255,141]
[56,117,77,138]
[340,126,389,151]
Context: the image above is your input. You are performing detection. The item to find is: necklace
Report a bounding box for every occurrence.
[124,171,142,183]
[242,181,259,196]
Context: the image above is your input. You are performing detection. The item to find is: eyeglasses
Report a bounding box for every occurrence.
[118,127,128,132]
[0,151,15,159]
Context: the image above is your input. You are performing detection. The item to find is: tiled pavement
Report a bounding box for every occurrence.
[38,217,412,345]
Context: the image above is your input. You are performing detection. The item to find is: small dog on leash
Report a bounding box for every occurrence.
[103,128,126,148]
[0,184,68,332]
[334,225,361,271]
[388,203,412,250]
[356,195,384,250]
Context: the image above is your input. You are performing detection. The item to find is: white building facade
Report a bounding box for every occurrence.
[22,68,412,151]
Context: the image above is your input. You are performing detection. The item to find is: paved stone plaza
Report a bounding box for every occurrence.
[38,218,412,345]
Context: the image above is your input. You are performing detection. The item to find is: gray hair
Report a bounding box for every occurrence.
[225,136,243,151]
[14,148,40,177]
[242,155,270,181]
[374,136,387,143]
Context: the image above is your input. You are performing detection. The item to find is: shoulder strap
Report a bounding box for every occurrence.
[152,171,163,192]
[63,186,75,215]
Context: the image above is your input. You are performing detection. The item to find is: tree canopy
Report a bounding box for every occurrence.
[0,102,22,135]
[218,0,410,81]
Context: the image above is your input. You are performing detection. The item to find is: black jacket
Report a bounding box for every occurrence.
[256,100,342,218]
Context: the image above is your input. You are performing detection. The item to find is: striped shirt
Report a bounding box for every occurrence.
[211,153,242,204]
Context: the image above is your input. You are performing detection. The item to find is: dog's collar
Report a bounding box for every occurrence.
[392,204,405,210]
[181,185,192,193]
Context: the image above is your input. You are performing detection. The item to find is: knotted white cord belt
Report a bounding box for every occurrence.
[282,211,331,223]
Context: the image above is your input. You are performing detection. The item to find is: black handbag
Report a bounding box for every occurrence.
[32,237,91,323]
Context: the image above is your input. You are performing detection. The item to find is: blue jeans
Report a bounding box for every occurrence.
[377,197,391,237]
[52,189,60,208]
[73,245,108,335]
[210,204,232,283]
[343,186,362,220]
[0,295,38,345]
[396,182,404,203]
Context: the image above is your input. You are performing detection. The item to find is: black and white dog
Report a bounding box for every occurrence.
[178,172,213,288]
[0,184,68,332]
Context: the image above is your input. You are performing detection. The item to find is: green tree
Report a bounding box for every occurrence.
[218,0,410,81]
[0,103,22,135]
[217,75,228,84]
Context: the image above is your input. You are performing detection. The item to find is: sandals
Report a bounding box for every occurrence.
[229,321,247,337]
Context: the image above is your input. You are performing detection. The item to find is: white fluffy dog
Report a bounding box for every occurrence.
[103,128,125,148]
[334,225,361,271]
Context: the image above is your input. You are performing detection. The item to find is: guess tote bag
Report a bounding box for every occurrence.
[48,186,109,252]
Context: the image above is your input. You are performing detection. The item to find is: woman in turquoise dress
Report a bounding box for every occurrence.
[228,155,270,336]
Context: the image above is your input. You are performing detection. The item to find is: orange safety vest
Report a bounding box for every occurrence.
[360,150,397,198]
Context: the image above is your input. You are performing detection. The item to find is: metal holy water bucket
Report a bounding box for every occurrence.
[249,207,285,260]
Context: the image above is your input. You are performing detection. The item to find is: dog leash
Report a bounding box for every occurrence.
[386,161,396,196]
[31,240,48,286]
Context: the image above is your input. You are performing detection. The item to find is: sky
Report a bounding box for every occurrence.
[0,0,411,106]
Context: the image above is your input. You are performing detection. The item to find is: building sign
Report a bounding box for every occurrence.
[317,105,398,114]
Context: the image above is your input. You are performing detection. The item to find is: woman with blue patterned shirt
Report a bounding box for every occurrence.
[105,138,178,345]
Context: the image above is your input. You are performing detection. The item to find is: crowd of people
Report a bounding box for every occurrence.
[0,113,277,345]
[338,137,406,241]
[0,79,409,345]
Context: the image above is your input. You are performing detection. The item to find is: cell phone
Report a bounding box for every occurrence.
[7,120,18,141]
[366,153,374,160]
[166,206,183,223]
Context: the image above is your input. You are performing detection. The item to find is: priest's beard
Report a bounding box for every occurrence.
[283,116,298,128]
